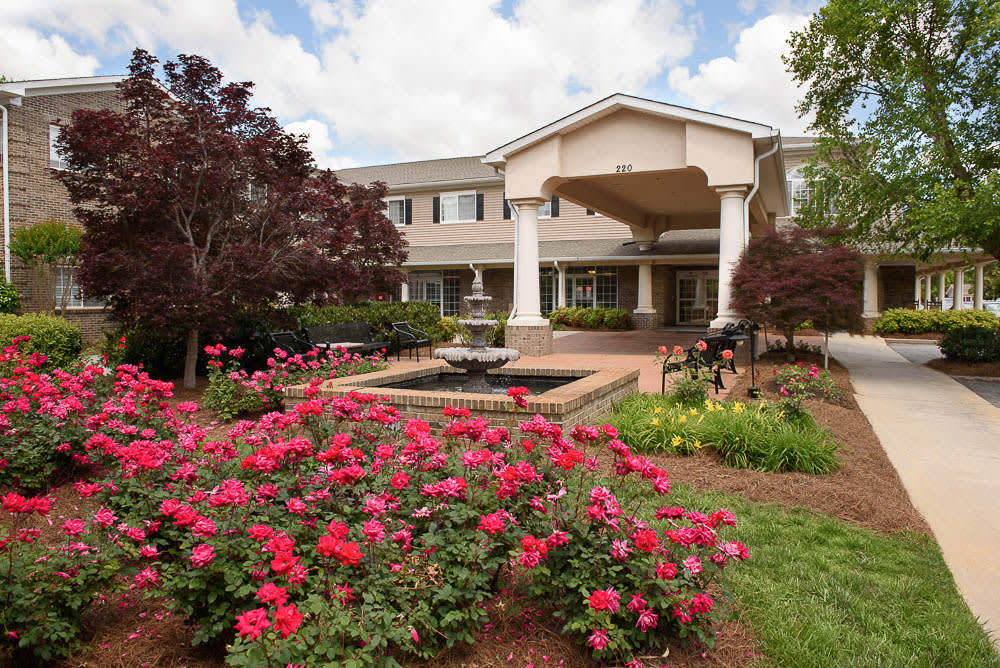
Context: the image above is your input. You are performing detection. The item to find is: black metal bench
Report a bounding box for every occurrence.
[304,322,390,355]
[662,335,728,394]
[268,331,313,356]
[391,322,431,361]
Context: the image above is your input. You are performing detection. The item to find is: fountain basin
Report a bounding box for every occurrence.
[284,361,638,433]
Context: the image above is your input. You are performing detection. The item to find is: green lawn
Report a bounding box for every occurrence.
[666,484,999,666]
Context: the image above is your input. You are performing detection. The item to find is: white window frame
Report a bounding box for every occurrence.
[54,265,104,309]
[49,124,69,171]
[439,190,477,225]
[385,196,406,226]
[538,199,552,219]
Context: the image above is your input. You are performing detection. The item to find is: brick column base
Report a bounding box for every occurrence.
[506,323,553,357]
[632,310,658,329]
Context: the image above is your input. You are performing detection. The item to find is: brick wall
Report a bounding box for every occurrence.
[483,268,514,314]
[617,265,638,314]
[2,90,121,339]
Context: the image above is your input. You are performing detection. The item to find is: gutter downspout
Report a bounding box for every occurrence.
[2,104,9,282]
[744,131,781,247]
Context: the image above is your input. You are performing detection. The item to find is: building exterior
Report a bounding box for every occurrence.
[339,94,788,355]
[0,76,125,340]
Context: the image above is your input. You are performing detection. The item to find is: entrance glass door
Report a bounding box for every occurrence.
[569,276,594,307]
[676,270,719,325]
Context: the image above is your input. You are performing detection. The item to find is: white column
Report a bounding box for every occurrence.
[953,267,966,310]
[557,264,566,308]
[914,275,922,308]
[862,259,880,318]
[924,274,932,307]
[400,276,409,302]
[711,186,747,328]
[974,263,985,310]
[635,263,654,314]
[938,272,947,309]
[510,199,546,324]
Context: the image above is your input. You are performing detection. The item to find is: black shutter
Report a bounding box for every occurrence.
[586,208,595,215]
[502,192,510,220]
[432,196,440,223]
[404,198,413,224]
[476,193,485,221]
[551,195,560,217]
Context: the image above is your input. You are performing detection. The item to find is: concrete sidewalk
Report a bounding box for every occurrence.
[828,334,1000,643]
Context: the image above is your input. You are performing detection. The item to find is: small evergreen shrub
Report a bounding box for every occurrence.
[0,314,82,369]
[433,316,469,344]
[873,308,998,335]
[939,325,1000,363]
[0,281,20,313]
[549,306,632,329]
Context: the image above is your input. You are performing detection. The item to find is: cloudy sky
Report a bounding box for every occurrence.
[2,0,822,169]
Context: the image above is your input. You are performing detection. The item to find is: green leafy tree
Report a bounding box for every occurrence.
[10,220,83,314]
[786,0,1000,261]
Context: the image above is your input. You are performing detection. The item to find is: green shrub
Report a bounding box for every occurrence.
[873,308,998,335]
[939,325,1000,363]
[486,311,508,346]
[0,314,82,369]
[549,306,632,330]
[104,325,190,379]
[433,316,470,345]
[293,301,443,344]
[602,308,632,329]
[608,393,839,474]
[0,280,20,313]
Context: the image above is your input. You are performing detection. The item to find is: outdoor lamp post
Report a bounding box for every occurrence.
[738,321,761,398]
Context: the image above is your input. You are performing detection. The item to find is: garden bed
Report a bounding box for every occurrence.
[621,352,928,535]
[926,357,1000,377]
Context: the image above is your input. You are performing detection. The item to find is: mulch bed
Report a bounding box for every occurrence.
[926,357,1000,378]
[646,351,928,535]
[878,332,944,341]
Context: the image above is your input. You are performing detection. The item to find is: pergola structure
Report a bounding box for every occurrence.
[483,94,787,355]
[913,251,997,311]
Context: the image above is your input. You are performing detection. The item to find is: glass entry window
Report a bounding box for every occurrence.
[564,267,617,309]
[676,270,718,325]
[408,271,461,316]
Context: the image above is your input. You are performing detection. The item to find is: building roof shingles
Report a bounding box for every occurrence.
[335,156,500,186]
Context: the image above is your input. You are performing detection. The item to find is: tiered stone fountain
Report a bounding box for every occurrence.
[434,271,519,393]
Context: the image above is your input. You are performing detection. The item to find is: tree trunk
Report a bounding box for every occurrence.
[184,328,198,390]
[784,328,796,363]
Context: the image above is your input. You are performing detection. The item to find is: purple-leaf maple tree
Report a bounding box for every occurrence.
[731,226,862,361]
[54,49,406,388]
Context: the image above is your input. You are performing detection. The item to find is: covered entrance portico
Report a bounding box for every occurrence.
[483,94,787,355]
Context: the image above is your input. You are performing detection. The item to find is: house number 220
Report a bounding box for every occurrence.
[616,164,632,173]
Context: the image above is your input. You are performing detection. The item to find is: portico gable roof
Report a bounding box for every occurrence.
[483,93,774,166]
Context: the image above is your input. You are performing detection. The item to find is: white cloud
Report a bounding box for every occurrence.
[284,119,358,169]
[667,13,813,134]
[1,0,696,162]
[0,26,99,80]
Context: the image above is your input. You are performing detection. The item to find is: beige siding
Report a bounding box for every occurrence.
[396,184,632,248]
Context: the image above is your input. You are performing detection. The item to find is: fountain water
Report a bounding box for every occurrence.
[433,271,519,393]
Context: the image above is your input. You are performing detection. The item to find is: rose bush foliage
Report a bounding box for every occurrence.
[1,338,747,665]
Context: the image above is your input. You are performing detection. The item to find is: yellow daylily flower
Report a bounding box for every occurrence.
[732,402,745,414]
[671,435,684,447]
[651,417,660,426]
[653,405,663,414]
[678,415,687,424]
[689,408,698,416]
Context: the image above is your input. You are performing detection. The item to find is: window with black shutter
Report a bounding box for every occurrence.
[432,196,440,223]
[476,193,484,221]
[551,195,560,217]
[503,193,510,220]
[405,198,413,224]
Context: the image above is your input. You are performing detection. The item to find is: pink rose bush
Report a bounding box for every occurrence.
[201,342,386,419]
[0,336,747,665]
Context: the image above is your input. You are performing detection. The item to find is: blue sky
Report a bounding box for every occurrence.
[3,0,822,168]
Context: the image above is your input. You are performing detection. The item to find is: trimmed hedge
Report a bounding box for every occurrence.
[939,325,1000,363]
[291,301,444,343]
[0,314,82,369]
[549,306,633,330]
[873,308,998,335]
